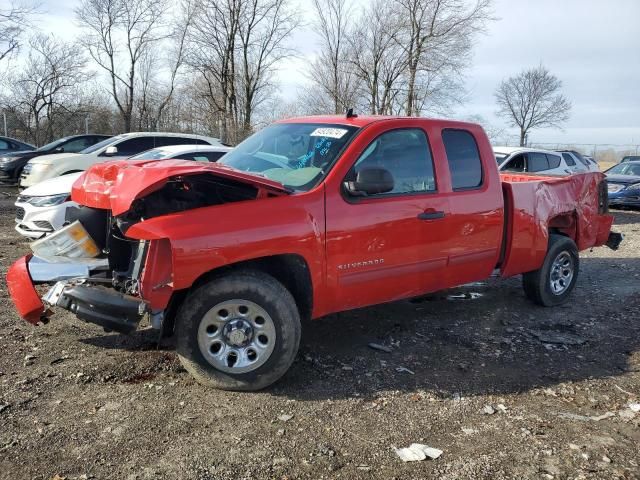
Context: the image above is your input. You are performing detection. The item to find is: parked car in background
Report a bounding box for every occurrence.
[129,144,232,163]
[15,173,82,239]
[19,132,222,188]
[493,147,576,175]
[0,136,35,154]
[14,144,234,239]
[620,155,640,163]
[558,150,600,172]
[605,160,640,208]
[0,134,110,184]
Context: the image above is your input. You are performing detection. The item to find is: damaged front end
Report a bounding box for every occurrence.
[7,160,290,334]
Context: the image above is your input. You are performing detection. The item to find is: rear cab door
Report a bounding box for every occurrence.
[437,127,504,286]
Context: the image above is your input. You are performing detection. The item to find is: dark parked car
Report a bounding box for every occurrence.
[0,134,111,184]
[606,160,640,208]
[0,136,34,154]
[620,155,640,163]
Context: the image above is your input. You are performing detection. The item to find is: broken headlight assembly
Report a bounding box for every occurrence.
[30,220,101,261]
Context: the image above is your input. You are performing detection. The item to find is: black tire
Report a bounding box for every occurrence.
[523,234,579,306]
[175,270,301,391]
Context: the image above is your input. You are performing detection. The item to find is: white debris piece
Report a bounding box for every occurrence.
[628,403,640,412]
[394,443,443,462]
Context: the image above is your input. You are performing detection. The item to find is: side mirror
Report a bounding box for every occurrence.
[104,145,118,156]
[55,146,64,153]
[344,167,394,196]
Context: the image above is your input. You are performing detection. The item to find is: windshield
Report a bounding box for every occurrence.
[622,156,640,163]
[37,137,71,152]
[80,135,123,154]
[607,163,640,176]
[218,123,359,191]
[130,148,172,160]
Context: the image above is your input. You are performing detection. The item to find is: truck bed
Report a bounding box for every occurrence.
[500,172,612,277]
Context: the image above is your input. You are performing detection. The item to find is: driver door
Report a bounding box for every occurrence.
[325,127,451,310]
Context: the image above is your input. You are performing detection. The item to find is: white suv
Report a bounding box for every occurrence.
[558,150,600,173]
[494,147,580,175]
[19,132,221,188]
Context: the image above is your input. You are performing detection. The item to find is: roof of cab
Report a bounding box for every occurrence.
[277,114,482,129]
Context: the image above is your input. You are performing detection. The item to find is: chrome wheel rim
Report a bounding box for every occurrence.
[197,299,276,374]
[549,251,574,295]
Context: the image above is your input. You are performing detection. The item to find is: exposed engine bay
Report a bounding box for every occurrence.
[28,173,265,333]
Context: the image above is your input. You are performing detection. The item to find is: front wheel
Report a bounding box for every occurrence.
[175,270,301,391]
[522,234,580,306]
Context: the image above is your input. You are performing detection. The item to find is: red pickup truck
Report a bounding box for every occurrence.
[6,115,621,390]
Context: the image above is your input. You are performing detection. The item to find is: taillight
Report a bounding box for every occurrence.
[598,180,608,214]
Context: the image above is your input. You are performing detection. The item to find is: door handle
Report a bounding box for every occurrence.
[417,210,445,220]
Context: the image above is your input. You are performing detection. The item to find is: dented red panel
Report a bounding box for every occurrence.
[72,159,290,215]
[500,172,613,277]
[6,255,46,325]
[139,239,174,311]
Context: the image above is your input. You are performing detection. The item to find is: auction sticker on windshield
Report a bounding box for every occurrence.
[309,128,349,139]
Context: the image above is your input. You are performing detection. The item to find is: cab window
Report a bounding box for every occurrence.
[442,129,483,190]
[349,128,436,195]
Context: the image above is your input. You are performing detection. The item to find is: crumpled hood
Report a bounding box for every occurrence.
[71,159,290,216]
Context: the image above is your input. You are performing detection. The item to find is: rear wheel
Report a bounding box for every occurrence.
[175,270,301,390]
[522,234,579,306]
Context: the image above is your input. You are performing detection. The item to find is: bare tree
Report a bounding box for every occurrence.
[395,0,492,116]
[75,0,169,132]
[187,0,298,143]
[309,0,360,114]
[495,65,571,146]
[3,34,91,145]
[0,0,38,65]
[135,1,196,130]
[187,0,243,143]
[348,0,407,114]
[237,0,298,137]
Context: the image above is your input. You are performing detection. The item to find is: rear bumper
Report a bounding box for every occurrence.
[6,255,47,324]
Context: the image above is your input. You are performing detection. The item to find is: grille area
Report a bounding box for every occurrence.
[15,207,25,220]
[33,220,53,230]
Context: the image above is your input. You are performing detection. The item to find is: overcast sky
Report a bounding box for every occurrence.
[40,0,640,146]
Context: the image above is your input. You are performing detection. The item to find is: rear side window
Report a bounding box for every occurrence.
[115,137,156,156]
[528,152,549,172]
[157,136,207,147]
[442,129,482,190]
[546,153,561,169]
[562,153,576,166]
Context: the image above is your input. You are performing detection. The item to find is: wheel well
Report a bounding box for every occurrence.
[162,254,313,337]
[548,212,577,243]
[61,170,82,175]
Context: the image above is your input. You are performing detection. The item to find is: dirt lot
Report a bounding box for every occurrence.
[0,186,638,480]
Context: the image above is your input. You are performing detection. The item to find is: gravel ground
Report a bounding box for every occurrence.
[0,185,638,480]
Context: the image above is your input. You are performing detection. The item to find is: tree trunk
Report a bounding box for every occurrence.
[406,63,417,117]
[519,128,526,147]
